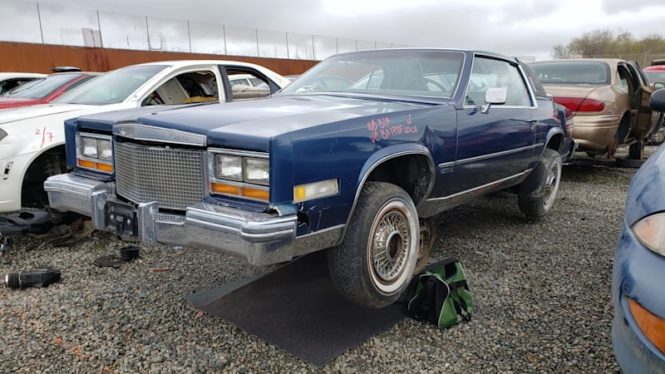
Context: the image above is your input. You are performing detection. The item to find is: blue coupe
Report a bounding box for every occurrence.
[45,49,570,307]
[613,88,665,373]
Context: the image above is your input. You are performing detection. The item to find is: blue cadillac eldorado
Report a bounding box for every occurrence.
[45,49,570,307]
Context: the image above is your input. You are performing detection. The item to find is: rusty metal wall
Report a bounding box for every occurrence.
[0,42,318,75]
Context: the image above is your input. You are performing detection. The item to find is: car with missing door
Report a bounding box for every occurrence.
[530,59,655,159]
[46,49,568,308]
[0,60,289,228]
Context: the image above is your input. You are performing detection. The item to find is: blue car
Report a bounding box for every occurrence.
[612,89,665,373]
[45,49,570,307]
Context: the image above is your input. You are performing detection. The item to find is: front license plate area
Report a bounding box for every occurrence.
[105,200,138,237]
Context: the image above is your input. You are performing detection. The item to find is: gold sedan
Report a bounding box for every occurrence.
[530,59,654,159]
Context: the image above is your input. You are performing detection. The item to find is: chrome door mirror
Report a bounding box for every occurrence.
[481,87,507,114]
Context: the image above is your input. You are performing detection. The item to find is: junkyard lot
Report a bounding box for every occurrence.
[0,157,635,373]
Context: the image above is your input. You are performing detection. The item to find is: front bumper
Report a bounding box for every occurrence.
[44,173,298,266]
[612,223,665,373]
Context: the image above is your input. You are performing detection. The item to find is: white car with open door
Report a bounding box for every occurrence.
[0,60,289,228]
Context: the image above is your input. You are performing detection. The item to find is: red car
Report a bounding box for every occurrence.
[0,72,97,109]
[644,65,665,87]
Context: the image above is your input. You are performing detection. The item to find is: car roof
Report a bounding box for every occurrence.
[531,58,624,64]
[644,65,665,71]
[333,48,518,63]
[0,72,47,79]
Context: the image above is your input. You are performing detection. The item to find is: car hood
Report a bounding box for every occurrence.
[0,97,42,109]
[134,94,432,151]
[541,84,605,100]
[0,103,93,126]
[625,144,665,225]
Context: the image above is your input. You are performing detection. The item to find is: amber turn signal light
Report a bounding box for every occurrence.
[629,298,665,354]
[210,182,269,202]
[77,159,113,174]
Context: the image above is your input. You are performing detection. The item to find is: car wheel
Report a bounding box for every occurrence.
[327,181,419,308]
[628,141,644,160]
[415,218,438,273]
[518,149,562,219]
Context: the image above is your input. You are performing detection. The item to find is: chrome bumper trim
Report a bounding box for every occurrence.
[44,173,342,266]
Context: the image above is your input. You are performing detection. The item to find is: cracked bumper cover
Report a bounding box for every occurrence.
[44,173,297,266]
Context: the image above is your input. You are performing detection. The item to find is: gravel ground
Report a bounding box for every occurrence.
[0,153,643,373]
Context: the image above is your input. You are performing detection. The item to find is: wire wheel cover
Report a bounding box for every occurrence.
[371,209,411,283]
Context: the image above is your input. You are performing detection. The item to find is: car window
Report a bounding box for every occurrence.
[6,73,80,99]
[617,66,633,93]
[0,78,41,96]
[142,70,219,106]
[519,62,547,98]
[282,50,464,99]
[466,57,532,107]
[645,71,665,84]
[530,61,611,85]
[56,65,167,105]
[226,69,272,101]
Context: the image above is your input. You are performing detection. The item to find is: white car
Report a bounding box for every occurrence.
[0,60,290,226]
[0,73,46,95]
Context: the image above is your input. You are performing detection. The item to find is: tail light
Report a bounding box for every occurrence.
[554,97,605,113]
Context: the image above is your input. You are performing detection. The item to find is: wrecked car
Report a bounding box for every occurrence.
[530,59,656,159]
[46,49,568,308]
[0,60,289,228]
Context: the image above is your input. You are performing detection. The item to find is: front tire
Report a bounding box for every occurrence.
[518,149,562,219]
[327,182,419,308]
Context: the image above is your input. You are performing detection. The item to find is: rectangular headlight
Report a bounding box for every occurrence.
[294,179,338,203]
[244,157,269,186]
[80,137,98,158]
[215,154,242,181]
[98,139,113,161]
[76,133,113,174]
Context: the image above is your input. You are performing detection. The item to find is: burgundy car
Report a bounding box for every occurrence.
[0,72,97,109]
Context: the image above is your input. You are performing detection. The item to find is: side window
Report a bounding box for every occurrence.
[225,68,272,101]
[0,78,35,95]
[143,70,219,106]
[466,58,532,107]
[617,66,632,93]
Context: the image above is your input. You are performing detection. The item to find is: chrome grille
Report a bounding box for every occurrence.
[114,141,205,210]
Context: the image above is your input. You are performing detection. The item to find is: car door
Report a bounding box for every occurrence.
[625,61,655,138]
[139,66,224,107]
[449,56,536,194]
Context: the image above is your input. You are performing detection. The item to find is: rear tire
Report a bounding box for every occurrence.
[518,149,562,219]
[327,182,419,308]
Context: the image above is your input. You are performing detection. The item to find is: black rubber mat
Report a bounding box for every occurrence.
[184,251,405,367]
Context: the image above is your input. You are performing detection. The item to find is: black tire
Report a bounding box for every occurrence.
[518,149,562,219]
[415,218,438,273]
[327,182,419,308]
[628,141,644,160]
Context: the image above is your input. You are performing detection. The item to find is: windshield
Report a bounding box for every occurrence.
[645,71,665,84]
[530,61,611,85]
[281,50,465,99]
[56,65,167,105]
[5,73,80,99]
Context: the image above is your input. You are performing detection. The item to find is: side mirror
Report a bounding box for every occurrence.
[650,88,665,112]
[481,87,507,114]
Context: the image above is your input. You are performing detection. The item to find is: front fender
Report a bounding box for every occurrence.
[355,143,435,199]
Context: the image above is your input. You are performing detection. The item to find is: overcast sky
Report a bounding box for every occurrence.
[16,0,665,59]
